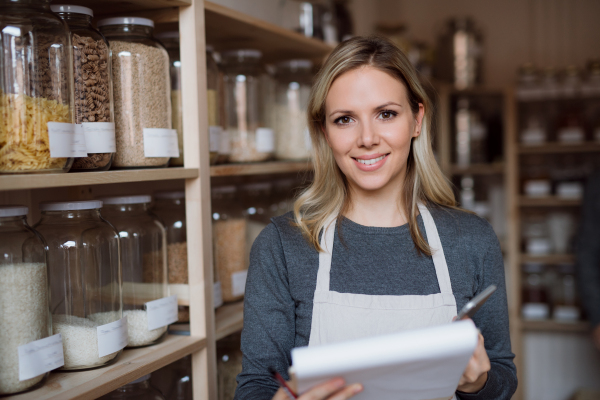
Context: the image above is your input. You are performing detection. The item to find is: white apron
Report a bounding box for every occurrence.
[307,204,459,399]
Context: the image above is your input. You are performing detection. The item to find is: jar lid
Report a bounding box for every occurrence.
[51,4,93,17]
[128,374,151,384]
[154,191,185,200]
[277,59,313,70]
[211,186,236,194]
[40,200,103,211]
[100,195,152,205]
[221,49,262,60]
[0,205,29,217]
[97,17,154,28]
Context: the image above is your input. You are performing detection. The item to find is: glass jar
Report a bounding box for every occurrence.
[516,63,542,101]
[35,200,123,370]
[101,195,169,347]
[0,206,50,395]
[206,45,221,166]
[98,17,172,169]
[99,374,165,400]
[52,5,116,172]
[212,186,247,303]
[217,333,243,400]
[0,0,74,174]
[274,60,312,160]
[156,32,183,167]
[521,263,550,320]
[552,263,580,322]
[150,355,192,400]
[242,183,272,267]
[221,50,274,162]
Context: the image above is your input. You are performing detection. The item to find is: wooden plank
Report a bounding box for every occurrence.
[210,161,312,177]
[520,254,576,264]
[450,163,505,176]
[215,301,244,341]
[0,168,198,191]
[521,320,590,333]
[5,335,205,400]
[518,142,600,154]
[204,1,332,63]
[66,0,190,15]
[519,196,581,207]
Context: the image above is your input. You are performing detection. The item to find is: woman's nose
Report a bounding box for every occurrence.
[357,120,379,148]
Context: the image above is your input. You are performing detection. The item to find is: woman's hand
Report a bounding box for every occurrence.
[272,378,362,400]
[456,323,491,394]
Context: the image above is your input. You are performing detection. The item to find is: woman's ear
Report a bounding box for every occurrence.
[413,103,425,138]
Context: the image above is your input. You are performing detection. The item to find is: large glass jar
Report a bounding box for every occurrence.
[274,60,312,160]
[101,195,170,347]
[150,355,192,400]
[217,332,243,400]
[0,206,50,395]
[521,263,550,320]
[552,263,580,322]
[52,5,115,172]
[221,50,274,163]
[0,0,74,174]
[242,183,272,267]
[212,186,247,303]
[207,45,221,165]
[35,200,123,370]
[98,17,173,169]
[99,374,165,400]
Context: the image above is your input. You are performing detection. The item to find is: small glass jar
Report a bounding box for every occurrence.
[552,263,580,322]
[149,355,192,400]
[98,17,172,169]
[221,50,274,162]
[0,206,50,395]
[521,263,550,320]
[0,0,74,174]
[217,333,243,400]
[516,63,542,101]
[101,195,169,347]
[212,186,247,303]
[242,183,272,266]
[274,60,313,160]
[52,5,116,172]
[99,374,165,400]
[35,200,123,370]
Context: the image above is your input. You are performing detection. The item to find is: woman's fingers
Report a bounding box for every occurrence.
[328,383,363,400]
[294,378,362,400]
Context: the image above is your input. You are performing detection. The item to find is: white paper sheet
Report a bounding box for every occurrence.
[291,320,478,400]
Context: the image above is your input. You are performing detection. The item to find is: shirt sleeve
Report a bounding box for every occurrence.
[457,226,518,400]
[234,223,295,400]
[576,171,600,328]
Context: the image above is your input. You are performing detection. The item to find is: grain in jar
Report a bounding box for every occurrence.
[98,17,175,168]
[212,186,247,302]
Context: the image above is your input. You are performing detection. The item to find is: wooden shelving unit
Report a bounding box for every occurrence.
[520,254,576,265]
[518,196,581,207]
[210,160,311,177]
[521,320,590,333]
[449,162,504,176]
[518,142,600,154]
[215,301,244,341]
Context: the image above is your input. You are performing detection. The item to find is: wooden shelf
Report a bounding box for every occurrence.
[215,301,244,340]
[518,142,600,154]
[210,161,312,177]
[6,335,206,400]
[520,254,575,264]
[522,320,590,333]
[67,0,190,16]
[450,163,504,175]
[0,168,198,191]
[204,1,333,63]
[519,196,581,207]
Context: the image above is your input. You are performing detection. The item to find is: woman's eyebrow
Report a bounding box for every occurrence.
[328,109,354,118]
[374,101,402,110]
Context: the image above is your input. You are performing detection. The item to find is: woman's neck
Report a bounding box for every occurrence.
[344,181,407,228]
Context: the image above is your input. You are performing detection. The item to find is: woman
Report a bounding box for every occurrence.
[234,36,517,400]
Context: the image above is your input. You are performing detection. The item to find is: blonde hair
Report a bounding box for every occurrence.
[293,35,457,255]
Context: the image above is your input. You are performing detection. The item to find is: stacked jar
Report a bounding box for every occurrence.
[101,195,172,347]
[242,183,272,266]
[221,50,274,163]
[0,0,74,174]
[35,200,124,370]
[274,60,313,160]
[98,17,176,169]
[52,5,116,171]
[0,206,51,395]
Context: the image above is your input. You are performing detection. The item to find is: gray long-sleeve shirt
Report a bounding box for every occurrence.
[234,206,517,400]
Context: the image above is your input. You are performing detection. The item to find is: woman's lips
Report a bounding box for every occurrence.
[352,154,389,171]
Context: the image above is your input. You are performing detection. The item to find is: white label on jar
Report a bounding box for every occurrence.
[214,282,223,308]
[72,124,88,157]
[97,317,128,358]
[231,270,248,297]
[521,128,546,145]
[48,122,75,158]
[522,303,550,320]
[83,122,116,153]
[558,127,585,143]
[209,126,221,153]
[255,128,274,152]
[18,333,64,381]
[553,305,580,322]
[143,128,180,158]
[146,295,178,330]
[220,129,231,154]
[524,180,551,197]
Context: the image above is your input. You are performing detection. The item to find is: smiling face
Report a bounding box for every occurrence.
[324,66,424,196]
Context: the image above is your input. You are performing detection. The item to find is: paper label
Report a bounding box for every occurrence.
[83,122,116,153]
[558,127,585,143]
[209,126,221,153]
[48,122,75,158]
[97,317,128,357]
[18,334,64,381]
[143,128,180,158]
[214,282,223,308]
[220,129,231,154]
[231,270,248,297]
[255,128,274,152]
[72,124,88,157]
[146,295,178,330]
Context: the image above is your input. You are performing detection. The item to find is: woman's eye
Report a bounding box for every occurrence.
[334,116,353,125]
[379,110,397,120]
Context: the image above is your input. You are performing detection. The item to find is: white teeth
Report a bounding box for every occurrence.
[356,155,385,165]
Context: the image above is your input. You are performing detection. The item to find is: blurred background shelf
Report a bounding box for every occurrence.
[522,320,590,333]
[520,254,576,265]
[519,197,582,207]
[450,163,505,175]
[210,161,312,177]
[518,143,600,154]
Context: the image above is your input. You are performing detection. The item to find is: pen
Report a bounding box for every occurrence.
[268,366,298,399]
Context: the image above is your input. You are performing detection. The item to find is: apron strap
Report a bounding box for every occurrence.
[417,203,454,295]
[315,217,336,292]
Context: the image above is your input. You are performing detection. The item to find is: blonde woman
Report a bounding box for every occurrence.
[234,36,517,400]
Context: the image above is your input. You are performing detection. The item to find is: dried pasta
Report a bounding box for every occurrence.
[0,90,70,172]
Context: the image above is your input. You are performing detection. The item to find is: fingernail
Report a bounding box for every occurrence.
[353,384,363,393]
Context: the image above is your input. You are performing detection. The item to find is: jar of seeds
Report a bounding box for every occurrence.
[52,5,116,171]
[98,17,175,169]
